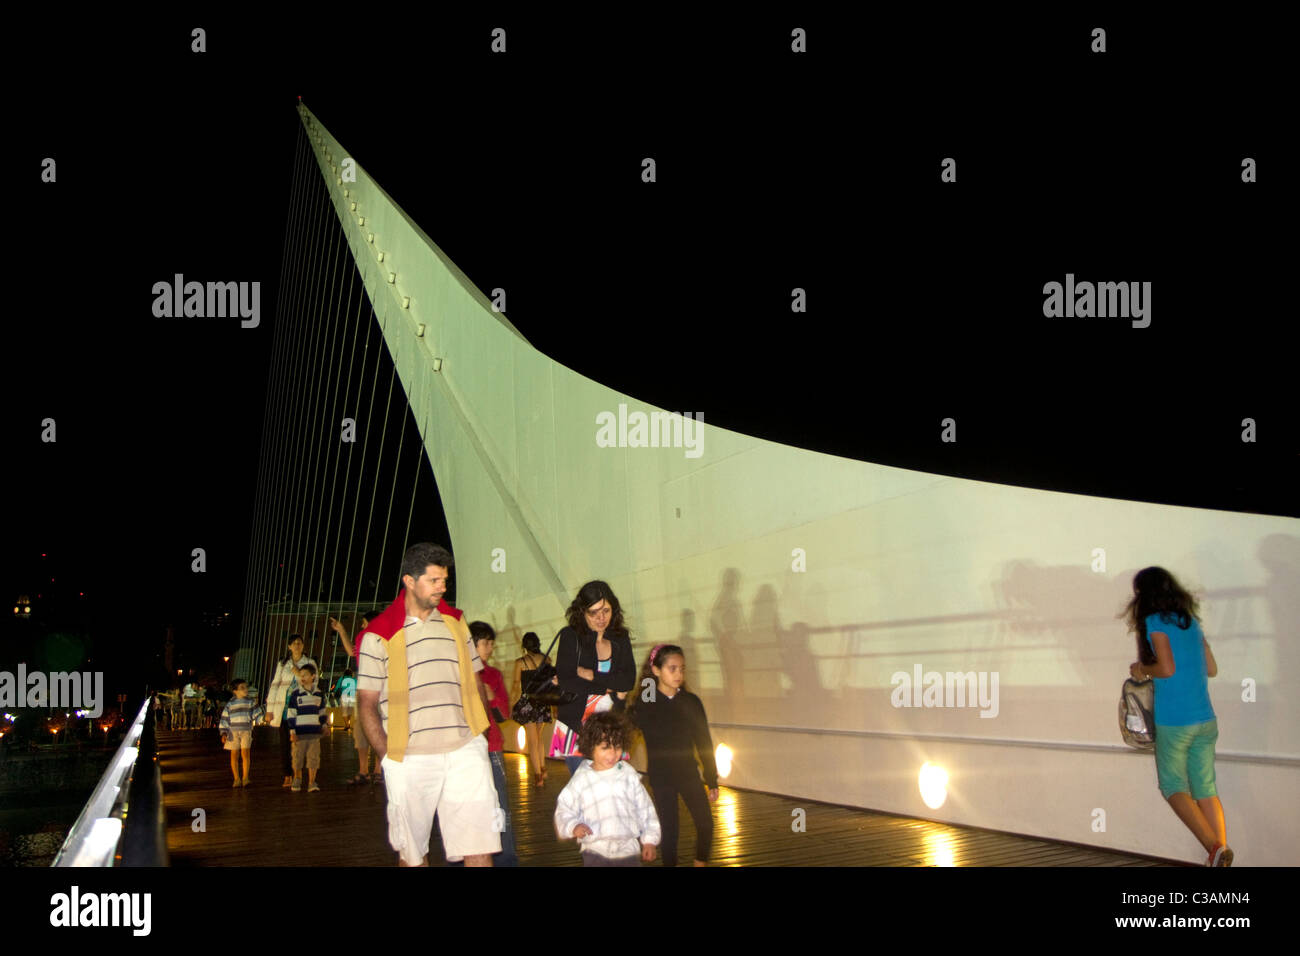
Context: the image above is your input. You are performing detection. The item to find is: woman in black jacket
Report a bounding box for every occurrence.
[553,581,637,776]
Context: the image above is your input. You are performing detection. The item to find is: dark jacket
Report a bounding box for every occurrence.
[630,689,718,788]
[554,625,636,730]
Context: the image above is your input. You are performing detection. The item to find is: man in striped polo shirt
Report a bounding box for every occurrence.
[357,542,500,867]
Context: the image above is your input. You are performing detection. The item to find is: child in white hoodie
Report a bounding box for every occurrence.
[554,712,660,866]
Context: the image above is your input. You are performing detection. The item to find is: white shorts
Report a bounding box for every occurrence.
[381,735,501,865]
[223,730,252,750]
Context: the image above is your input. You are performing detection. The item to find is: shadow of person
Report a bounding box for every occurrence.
[709,568,746,722]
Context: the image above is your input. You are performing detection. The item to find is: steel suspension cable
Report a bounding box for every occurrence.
[335,295,385,650]
[281,192,345,664]
[370,390,412,608]
[261,149,333,702]
[349,322,399,619]
[240,118,308,663]
[295,208,353,667]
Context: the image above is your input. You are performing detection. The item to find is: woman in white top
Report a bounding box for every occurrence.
[265,634,316,788]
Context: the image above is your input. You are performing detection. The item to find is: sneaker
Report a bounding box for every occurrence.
[308,783,321,792]
[1209,844,1234,867]
[291,780,301,792]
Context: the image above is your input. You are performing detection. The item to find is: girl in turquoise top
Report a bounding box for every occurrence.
[334,669,358,732]
[1123,566,1230,866]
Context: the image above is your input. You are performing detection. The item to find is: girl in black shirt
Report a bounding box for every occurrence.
[628,644,718,866]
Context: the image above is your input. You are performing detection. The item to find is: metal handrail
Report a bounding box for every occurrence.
[118,701,168,866]
[50,696,162,867]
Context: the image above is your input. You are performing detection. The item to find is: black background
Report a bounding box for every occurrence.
[7,13,1294,692]
[8,11,1294,693]
[1,5,1290,926]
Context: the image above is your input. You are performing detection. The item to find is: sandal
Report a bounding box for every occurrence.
[348,774,368,786]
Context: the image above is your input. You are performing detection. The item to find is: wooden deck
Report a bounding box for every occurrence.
[158,728,1177,867]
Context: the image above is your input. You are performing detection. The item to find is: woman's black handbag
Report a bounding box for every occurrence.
[525,683,575,707]
[511,632,576,722]
[511,696,551,724]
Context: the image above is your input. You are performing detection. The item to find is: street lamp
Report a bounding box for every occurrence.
[224,656,231,685]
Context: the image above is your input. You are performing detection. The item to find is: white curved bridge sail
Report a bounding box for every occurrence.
[288,103,1299,866]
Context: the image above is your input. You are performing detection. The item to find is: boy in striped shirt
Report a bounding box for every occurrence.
[220,679,265,787]
[287,663,327,792]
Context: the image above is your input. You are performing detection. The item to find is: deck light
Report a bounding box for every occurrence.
[715,744,733,779]
[919,762,948,809]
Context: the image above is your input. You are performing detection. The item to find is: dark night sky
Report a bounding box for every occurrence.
[5,12,1294,702]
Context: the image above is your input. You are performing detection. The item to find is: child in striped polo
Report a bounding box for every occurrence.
[287,664,328,792]
[220,679,265,787]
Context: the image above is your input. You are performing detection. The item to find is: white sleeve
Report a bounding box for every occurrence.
[553,777,585,839]
[631,774,661,846]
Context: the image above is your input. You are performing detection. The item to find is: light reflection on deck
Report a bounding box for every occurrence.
[157,728,1175,867]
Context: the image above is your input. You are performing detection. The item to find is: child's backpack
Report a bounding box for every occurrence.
[1119,677,1157,751]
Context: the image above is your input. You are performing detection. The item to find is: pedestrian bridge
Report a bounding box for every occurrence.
[228,101,1298,868]
[157,727,1172,867]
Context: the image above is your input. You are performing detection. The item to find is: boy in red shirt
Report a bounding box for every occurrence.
[468,621,518,866]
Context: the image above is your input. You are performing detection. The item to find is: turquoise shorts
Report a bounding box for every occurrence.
[1154,718,1218,800]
